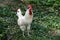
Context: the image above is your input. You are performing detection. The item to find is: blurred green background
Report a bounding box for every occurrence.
[0,0,60,40]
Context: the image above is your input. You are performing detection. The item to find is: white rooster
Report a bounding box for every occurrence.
[16,4,33,36]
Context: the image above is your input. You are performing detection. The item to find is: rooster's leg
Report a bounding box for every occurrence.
[20,26,25,37]
[22,31,25,37]
[27,25,31,36]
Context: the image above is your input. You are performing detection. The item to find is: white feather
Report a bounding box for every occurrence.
[16,8,33,36]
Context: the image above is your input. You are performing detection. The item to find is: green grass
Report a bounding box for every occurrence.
[0,0,60,40]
